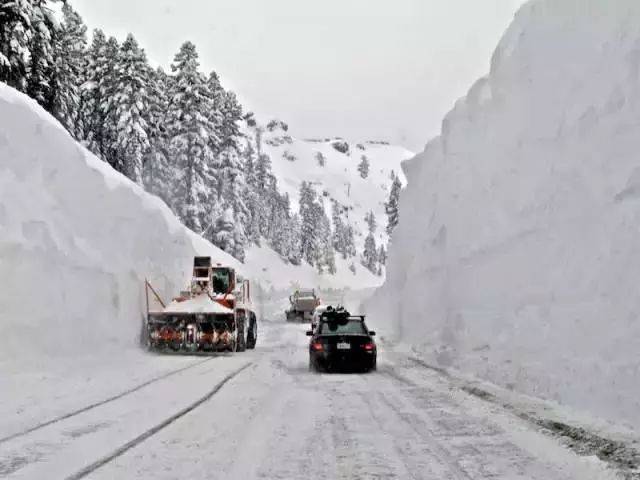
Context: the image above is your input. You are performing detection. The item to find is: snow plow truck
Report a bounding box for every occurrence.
[285,289,320,323]
[145,256,257,353]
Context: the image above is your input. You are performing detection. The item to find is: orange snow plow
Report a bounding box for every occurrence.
[145,257,257,353]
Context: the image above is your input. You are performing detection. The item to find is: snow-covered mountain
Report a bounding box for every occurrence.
[368,0,640,428]
[258,122,413,253]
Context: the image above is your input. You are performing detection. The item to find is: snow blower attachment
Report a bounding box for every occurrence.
[145,257,256,353]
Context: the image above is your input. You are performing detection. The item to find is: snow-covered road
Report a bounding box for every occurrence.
[0,321,614,480]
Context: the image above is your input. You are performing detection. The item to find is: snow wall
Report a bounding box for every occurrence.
[0,84,240,363]
[368,0,640,427]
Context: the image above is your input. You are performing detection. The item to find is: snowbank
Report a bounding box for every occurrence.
[0,84,239,364]
[369,0,640,428]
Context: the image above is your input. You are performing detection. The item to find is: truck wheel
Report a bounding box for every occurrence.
[246,316,257,349]
[236,323,246,352]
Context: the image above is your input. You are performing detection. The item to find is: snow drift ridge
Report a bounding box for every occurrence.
[371,0,640,428]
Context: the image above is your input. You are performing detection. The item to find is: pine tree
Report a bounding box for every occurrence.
[213,207,236,255]
[204,71,224,155]
[112,33,152,184]
[27,2,58,110]
[218,147,250,260]
[143,66,172,201]
[386,175,402,235]
[344,223,356,258]
[232,222,247,262]
[101,36,122,170]
[299,181,320,265]
[331,200,346,257]
[50,3,87,138]
[0,0,34,91]
[287,214,303,265]
[255,153,273,191]
[242,140,262,245]
[269,193,292,259]
[378,244,387,265]
[358,154,370,179]
[166,41,216,232]
[320,213,337,274]
[79,29,108,157]
[362,233,378,274]
[362,210,378,273]
[220,90,243,152]
[365,210,377,234]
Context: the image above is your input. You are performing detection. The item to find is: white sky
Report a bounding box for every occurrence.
[70,0,526,152]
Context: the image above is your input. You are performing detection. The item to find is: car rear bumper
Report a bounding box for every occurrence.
[311,351,376,372]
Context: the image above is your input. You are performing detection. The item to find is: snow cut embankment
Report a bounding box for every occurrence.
[0,84,238,364]
[369,0,640,428]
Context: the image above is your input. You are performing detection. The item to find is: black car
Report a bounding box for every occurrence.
[307,313,377,373]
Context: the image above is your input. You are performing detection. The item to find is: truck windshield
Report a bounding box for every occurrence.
[211,268,231,293]
[318,320,367,335]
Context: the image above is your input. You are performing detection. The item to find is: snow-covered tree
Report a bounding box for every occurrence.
[319,212,337,274]
[143,67,172,200]
[386,174,402,235]
[220,90,243,152]
[242,140,262,245]
[358,154,370,179]
[27,1,58,110]
[218,147,250,237]
[213,207,235,253]
[362,210,378,273]
[111,33,152,184]
[79,29,107,156]
[299,181,320,265]
[80,32,121,169]
[268,192,292,259]
[166,41,216,232]
[378,244,387,266]
[362,233,378,274]
[365,210,377,234]
[0,0,34,91]
[50,3,87,138]
[255,153,273,191]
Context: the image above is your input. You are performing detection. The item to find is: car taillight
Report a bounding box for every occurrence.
[363,343,375,351]
[311,342,324,351]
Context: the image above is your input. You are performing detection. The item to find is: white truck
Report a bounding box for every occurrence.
[285,289,320,323]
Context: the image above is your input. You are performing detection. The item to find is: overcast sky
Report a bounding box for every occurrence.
[70,0,526,152]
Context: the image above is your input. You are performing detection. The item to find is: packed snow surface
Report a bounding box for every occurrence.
[369,0,640,428]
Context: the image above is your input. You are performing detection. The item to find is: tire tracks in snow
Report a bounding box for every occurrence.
[0,356,216,445]
[65,361,253,480]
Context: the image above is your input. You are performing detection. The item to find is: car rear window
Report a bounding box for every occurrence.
[318,320,367,335]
